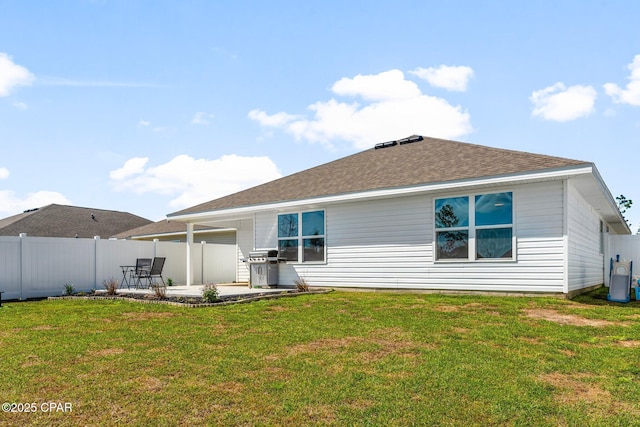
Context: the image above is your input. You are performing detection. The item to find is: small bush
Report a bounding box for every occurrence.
[103,278,119,296]
[201,284,219,303]
[166,278,174,286]
[294,277,309,292]
[152,284,167,299]
[64,283,75,296]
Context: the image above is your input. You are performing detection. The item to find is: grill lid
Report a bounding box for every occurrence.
[248,249,279,261]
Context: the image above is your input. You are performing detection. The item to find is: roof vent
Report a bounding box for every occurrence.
[374,140,398,150]
[398,135,423,145]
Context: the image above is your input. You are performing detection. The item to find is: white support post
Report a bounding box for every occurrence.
[186,223,194,286]
[201,241,206,285]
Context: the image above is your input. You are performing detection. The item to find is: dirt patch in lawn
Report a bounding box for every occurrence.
[433,304,461,312]
[21,354,43,368]
[615,340,640,348]
[32,325,55,331]
[539,372,640,416]
[282,327,424,363]
[523,308,614,327]
[539,372,609,404]
[90,348,125,357]
[122,311,176,320]
[137,375,165,392]
[301,404,337,424]
[211,381,244,395]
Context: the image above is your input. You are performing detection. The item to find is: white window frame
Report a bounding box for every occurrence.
[277,209,326,264]
[434,191,516,262]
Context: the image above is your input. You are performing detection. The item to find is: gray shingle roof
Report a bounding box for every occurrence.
[168,136,588,217]
[0,204,152,238]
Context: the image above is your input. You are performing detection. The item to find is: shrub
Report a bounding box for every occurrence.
[103,278,119,296]
[152,284,167,299]
[64,283,75,296]
[294,277,309,292]
[201,284,219,303]
[166,278,174,286]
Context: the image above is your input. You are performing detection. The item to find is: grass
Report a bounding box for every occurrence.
[0,287,639,426]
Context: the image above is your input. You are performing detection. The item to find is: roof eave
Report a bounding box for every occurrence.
[167,164,596,224]
[572,164,630,234]
[119,227,236,240]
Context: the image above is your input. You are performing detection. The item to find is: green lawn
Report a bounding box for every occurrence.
[1,288,639,426]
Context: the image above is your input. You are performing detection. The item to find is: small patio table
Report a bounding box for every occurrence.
[119,265,136,289]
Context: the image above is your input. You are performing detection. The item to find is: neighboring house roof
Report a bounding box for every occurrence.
[166,135,628,233]
[112,219,219,240]
[0,204,153,238]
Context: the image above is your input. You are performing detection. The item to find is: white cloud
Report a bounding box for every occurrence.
[12,101,28,110]
[136,119,175,136]
[0,53,35,97]
[530,82,597,122]
[604,54,640,106]
[332,69,421,100]
[191,112,215,125]
[410,65,474,92]
[248,110,299,127]
[249,69,472,150]
[109,154,282,209]
[0,167,9,179]
[0,190,71,216]
[109,157,149,180]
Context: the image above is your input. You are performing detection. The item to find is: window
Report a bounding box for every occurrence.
[435,192,513,261]
[278,210,325,262]
[435,196,469,259]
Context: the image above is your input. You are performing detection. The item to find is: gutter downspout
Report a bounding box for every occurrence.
[562,180,570,294]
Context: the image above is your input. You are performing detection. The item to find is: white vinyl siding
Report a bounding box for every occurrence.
[251,181,567,293]
[567,182,605,291]
[236,219,253,283]
[255,212,278,249]
[278,194,431,288]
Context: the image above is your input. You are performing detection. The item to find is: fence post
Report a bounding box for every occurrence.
[19,233,27,300]
[186,224,194,286]
[94,236,100,290]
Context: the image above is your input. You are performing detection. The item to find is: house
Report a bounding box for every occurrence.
[0,204,152,239]
[166,136,630,295]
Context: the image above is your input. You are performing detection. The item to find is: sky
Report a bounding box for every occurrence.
[1,1,639,231]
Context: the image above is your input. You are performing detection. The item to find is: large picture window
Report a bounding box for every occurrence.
[278,210,325,262]
[435,192,513,261]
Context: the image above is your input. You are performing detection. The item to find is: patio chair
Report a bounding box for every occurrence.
[131,258,152,289]
[138,257,166,289]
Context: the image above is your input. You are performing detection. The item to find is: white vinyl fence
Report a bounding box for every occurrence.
[0,235,229,300]
[607,234,640,286]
